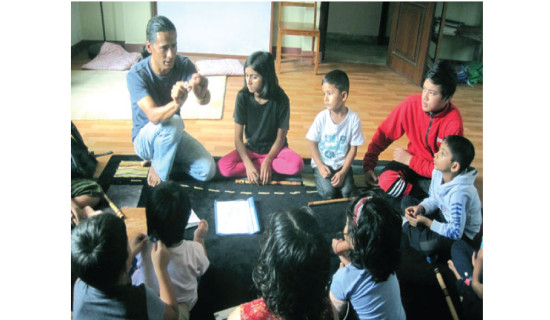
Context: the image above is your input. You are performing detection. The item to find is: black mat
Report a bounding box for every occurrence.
[96,155,468,320]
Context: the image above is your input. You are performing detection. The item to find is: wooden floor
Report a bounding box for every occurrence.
[72,53,483,202]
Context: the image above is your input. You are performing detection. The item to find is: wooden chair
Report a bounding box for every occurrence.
[276,1,320,74]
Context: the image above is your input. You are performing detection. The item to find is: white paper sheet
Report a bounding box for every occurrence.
[215,197,259,235]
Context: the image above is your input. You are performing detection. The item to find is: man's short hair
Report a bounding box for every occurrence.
[146,181,191,246]
[146,15,176,44]
[444,135,475,173]
[322,69,350,94]
[425,60,457,100]
[71,214,129,290]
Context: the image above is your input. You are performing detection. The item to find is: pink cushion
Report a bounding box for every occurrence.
[195,59,244,76]
[82,42,142,71]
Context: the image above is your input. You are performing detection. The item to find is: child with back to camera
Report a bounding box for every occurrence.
[402,135,482,258]
[72,213,179,320]
[330,190,406,319]
[217,51,304,185]
[227,207,338,320]
[131,181,209,320]
[306,69,364,199]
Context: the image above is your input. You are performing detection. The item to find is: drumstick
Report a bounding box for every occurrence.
[235,179,302,186]
[308,197,352,207]
[104,193,126,219]
[433,266,460,320]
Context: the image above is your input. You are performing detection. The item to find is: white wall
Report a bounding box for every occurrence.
[157,2,272,56]
[73,1,273,55]
[121,2,153,44]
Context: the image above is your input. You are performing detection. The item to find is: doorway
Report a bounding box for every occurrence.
[320,2,391,66]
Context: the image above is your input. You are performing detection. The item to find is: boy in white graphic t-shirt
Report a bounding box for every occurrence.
[306,70,364,199]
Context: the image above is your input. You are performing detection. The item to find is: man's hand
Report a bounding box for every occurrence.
[365,170,379,186]
[394,147,412,166]
[172,81,188,107]
[189,73,210,104]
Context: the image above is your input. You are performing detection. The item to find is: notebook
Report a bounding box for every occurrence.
[214,197,260,235]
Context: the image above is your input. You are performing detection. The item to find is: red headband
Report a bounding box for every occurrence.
[353,196,372,226]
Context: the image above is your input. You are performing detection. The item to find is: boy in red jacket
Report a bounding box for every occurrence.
[362,60,463,198]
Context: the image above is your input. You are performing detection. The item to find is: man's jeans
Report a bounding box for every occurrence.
[133,115,216,182]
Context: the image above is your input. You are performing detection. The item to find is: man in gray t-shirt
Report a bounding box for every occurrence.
[127,15,216,187]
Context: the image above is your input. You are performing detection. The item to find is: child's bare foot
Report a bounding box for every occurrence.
[447,259,462,280]
[147,165,162,187]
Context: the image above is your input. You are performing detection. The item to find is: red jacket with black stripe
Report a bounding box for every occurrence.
[362,94,464,178]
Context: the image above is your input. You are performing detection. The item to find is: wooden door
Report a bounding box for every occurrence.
[387,2,435,85]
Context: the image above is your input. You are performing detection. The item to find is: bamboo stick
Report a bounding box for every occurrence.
[308,197,352,207]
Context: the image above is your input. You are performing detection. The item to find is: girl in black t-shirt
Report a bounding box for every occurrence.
[217,51,304,185]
